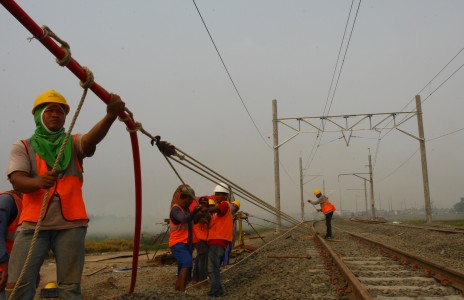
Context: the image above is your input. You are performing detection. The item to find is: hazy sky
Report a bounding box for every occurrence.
[1,1,463,233]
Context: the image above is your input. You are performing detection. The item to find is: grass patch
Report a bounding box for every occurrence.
[448,221,464,227]
[402,219,464,228]
[85,239,134,253]
[403,220,426,225]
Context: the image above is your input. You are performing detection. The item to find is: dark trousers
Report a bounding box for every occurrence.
[325,211,334,237]
[192,240,208,282]
[208,245,225,296]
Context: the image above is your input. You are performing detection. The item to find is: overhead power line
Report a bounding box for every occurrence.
[399,46,464,113]
[373,45,464,168]
[322,0,356,118]
[428,126,464,141]
[422,61,464,104]
[192,0,271,148]
[305,0,362,172]
[304,0,356,174]
[375,125,464,182]
[324,0,362,118]
[375,148,419,183]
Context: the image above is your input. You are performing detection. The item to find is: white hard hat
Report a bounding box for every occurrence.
[214,183,229,194]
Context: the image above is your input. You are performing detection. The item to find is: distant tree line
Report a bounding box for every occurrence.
[453,197,464,213]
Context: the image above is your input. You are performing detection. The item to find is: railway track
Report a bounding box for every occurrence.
[98,220,463,299]
[312,221,464,299]
[350,217,464,234]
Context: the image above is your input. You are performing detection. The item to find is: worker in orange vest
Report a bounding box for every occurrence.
[207,183,233,297]
[0,184,22,299]
[308,189,336,239]
[168,184,201,292]
[6,89,125,299]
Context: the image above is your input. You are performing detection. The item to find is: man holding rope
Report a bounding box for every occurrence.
[6,89,125,299]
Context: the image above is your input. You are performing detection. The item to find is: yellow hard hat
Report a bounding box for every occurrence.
[32,90,70,115]
[208,199,216,206]
[44,282,58,289]
[313,189,321,197]
[232,200,240,209]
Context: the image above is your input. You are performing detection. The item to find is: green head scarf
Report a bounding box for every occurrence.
[30,104,72,171]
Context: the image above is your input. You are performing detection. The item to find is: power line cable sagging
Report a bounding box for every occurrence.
[154,138,301,227]
[192,0,270,149]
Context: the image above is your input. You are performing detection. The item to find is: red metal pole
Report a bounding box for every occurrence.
[1,0,142,293]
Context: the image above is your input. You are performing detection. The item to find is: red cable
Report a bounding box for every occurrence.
[1,0,142,293]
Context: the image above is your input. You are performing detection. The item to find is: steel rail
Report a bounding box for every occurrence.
[382,222,464,234]
[348,231,464,294]
[314,233,374,299]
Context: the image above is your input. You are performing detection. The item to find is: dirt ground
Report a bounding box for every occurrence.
[36,249,171,299]
[33,219,464,299]
[36,232,274,299]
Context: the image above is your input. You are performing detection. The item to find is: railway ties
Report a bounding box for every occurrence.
[322,229,464,299]
[343,255,459,299]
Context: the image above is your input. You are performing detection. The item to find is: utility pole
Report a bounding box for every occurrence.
[299,156,304,221]
[338,173,369,217]
[272,99,281,232]
[416,95,432,223]
[378,192,381,211]
[368,149,376,218]
[363,179,368,217]
[272,98,432,225]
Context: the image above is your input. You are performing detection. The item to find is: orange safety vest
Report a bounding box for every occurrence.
[169,204,190,248]
[0,191,22,273]
[320,197,336,214]
[193,222,208,242]
[20,136,88,224]
[208,201,233,242]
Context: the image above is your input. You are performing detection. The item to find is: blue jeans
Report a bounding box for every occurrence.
[221,243,231,266]
[170,243,193,276]
[7,227,86,300]
[207,245,225,296]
